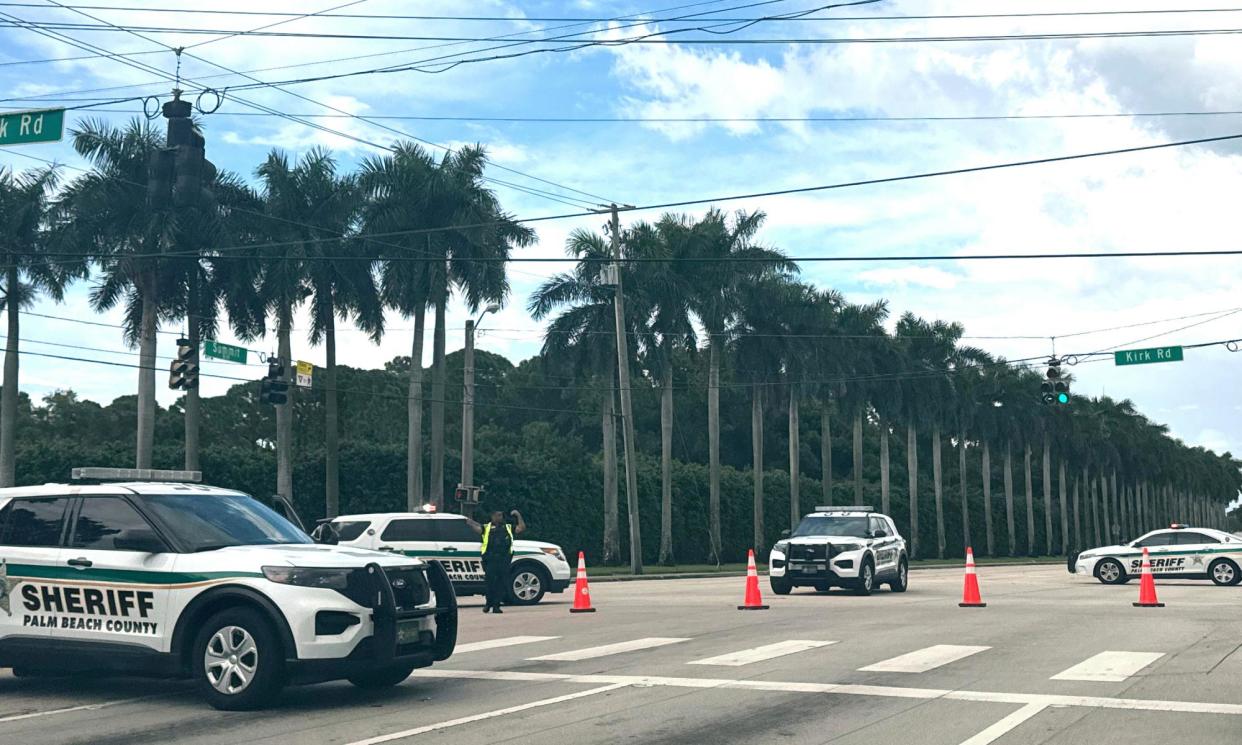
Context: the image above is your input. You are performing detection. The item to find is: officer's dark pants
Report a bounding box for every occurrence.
[483,554,510,608]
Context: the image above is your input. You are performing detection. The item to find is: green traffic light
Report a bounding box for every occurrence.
[1057,392,1069,404]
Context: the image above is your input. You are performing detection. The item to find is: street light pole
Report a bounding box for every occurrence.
[460,304,498,509]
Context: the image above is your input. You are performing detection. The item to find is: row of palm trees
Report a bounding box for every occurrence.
[533,210,1242,566]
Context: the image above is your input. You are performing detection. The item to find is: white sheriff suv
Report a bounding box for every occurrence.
[0,469,457,710]
[768,506,908,596]
[1073,524,1242,586]
[324,510,572,605]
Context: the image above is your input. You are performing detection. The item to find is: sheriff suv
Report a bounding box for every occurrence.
[1073,524,1242,586]
[768,506,908,596]
[0,469,457,710]
[324,510,571,605]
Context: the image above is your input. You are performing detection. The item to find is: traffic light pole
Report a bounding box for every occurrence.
[609,204,643,575]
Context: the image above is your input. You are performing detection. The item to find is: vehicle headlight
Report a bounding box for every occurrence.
[1077,552,1094,560]
[262,566,353,590]
[772,541,790,555]
[541,547,566,562]
[835,544,864,553]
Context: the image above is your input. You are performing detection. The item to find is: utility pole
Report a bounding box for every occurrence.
[460,304,498,505]
[608,204,643,575]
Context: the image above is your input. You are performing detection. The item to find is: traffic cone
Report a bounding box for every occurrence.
[1133,547,1164,608]
[959,547,987,607]
[737,549,769,610]
[569,551,596,613]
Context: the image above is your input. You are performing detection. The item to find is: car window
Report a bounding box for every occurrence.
[380,519,437,542]
[0,497,70,547]
[1176,532,1218,545]
[792,515,870,538]
[139,493,310,551]
[70,497,162,551]
[869,517,886,535]
[331,520,371,542]
[435,519,481,543]
[1135,532,1175,548]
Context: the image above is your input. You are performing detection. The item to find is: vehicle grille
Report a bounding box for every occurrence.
[791,544,835,562]
[386,566,431,611]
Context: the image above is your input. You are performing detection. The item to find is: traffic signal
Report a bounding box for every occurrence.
[172,131,216,208]
[168,338,198,390]
[1041,358,1070,405]
[259,358,289,405]
[146,147,175,209]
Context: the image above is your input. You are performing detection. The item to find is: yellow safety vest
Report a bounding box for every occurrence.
[481,523,514,555]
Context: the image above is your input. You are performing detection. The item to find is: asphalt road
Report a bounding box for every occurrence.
[3,564,1241,745]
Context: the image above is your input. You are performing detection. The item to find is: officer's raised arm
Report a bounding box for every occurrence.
[464,517,483,535]
[511,509,527,535]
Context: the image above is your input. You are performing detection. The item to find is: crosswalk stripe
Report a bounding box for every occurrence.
[858,644,991,673]
[528,637,690,662]
[1050,651,1164,682]
[454,636,560,654]
[689,640,837,667]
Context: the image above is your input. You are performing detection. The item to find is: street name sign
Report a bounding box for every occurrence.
[1114,346,1183,366]
[0,108,65,146]
[203,340,247,364]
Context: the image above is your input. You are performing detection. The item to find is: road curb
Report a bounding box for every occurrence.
[591,560,1066,583]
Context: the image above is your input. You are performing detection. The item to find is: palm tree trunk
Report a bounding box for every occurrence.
[1111,471,1120,541]
[959,430,969,553]
[430,296,447,509]
[1004,442,1016,555]
[1072,477,1081,551]
[752,385,764,549]
[708,337,721,564]
[406,306,426,510]
[932,423,944,559]
[602,373,619,564]
[135,281,158,469]
[981,441,994,555]
[907,423,918,559]
[1099,473,1111,544]
[787,387,799,534]
[324,309,340,518]
[276,306,293,500]
[1089,469,1100,545]
[1058,460,1069,555]
[0,264,19,487]
[1024,443,1035,555]
[184,267,201,472]
[852,411,863,504]
[1042,434,1053,555]
[879,416,890,517]
[659,365,675,564]
[821,406,833,505]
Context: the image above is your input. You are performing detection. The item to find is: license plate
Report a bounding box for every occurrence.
[793,564,820,573]
[397,620,422,645]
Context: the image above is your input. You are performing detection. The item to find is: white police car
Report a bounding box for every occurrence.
[768,506,908,596]
[325,510,572,605]
[0,469,457,710]
[1073,524,1242,586]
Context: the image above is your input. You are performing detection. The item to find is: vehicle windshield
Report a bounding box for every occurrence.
[140,493,311,551]
[792,515,870,538]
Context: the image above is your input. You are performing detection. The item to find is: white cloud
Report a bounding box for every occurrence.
[857,266,961,290]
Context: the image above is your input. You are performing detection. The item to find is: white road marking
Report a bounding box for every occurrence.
[957,703,1047,745]
[454,636,560,654]
[343,683,627,745]
[410,669,1242,716]
[0,695,157,723]
[1051,651,1165,683]
[688,640,837,667]
[528,637,689,662]
[858,644,991,673]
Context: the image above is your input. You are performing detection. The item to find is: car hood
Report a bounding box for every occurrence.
[784,536,869,546]
[205,543,425,569]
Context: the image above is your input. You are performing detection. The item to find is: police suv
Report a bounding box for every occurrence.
[1073,524,1242,586]
[768,506,908,596]
[0,469,457,710]
[324,510,572,605]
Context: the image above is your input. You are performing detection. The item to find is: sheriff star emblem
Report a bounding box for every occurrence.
[0,560,17,617]
[1192,555,1206,567]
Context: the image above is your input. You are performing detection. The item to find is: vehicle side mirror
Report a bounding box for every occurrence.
[872,529,887,538]
[780,529,791,539]
[114,530,166,553]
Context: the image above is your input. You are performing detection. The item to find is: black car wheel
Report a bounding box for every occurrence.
[888,558,909,593]
[507,564,550,606]
[1094,558,1129,585]
[1209,558,1241,586]
[770,576,792,595]
[853,560,875,596]
[348,663,417,689]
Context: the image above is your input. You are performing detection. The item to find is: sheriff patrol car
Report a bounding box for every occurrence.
[1073,524,1242,586]
[0,469,457,710]
[323,510,572,605]
[768,506,908,596]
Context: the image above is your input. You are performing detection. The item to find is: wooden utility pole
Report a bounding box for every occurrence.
[609,205,643,574]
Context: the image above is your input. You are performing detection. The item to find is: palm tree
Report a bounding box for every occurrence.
[831,301,888,508]
[0,166,81,485]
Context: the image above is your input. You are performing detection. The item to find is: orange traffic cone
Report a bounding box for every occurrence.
[1133,547,1164,608]
[959,547,987,607]
[569,551,596,613]
[737,549,769,610]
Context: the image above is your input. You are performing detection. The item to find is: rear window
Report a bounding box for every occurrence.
[380,519,437,542]
[331,520,371,542]
[0,497,70,547]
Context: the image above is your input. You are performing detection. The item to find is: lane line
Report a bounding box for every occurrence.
[528,637,689,662]
[342,683,628,745]
[688,640,837,667]
[1050,651,1165,682]
[958,703,1047,745]
[409,669,1242,715]
[454,636,560,654]
[0,695,158,723]
[858,645,991,673]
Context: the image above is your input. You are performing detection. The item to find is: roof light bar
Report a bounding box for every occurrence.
[71,467,202,483]
[814,505,875,512]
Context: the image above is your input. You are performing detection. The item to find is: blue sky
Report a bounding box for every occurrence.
[2,0,1241,470]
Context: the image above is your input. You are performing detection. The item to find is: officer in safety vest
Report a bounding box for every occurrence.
[466,509,526,613]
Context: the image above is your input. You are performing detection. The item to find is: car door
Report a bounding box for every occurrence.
[0,496,71,643]
[1131,532,1176,576]
[869,516,898,576]
[433,518,487,586]
[60,495,176,653]
[375,516,439,561]
[1173,531,1218,577]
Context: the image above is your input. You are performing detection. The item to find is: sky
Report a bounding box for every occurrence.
[1,0,1240,470]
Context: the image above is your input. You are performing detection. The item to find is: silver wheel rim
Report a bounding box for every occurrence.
[899,563,907,586]
[513,571,541,601]
[1099,562,1120,582]
[1212,562,1235,584]
[205,626,258,695]
[863,566,873,590]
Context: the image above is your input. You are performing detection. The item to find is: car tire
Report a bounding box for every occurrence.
[347,663,416,690]
[813,581,832,592]
[888,558,909,593]
[769,576,792,595]
[507,564,549,606]
[192,607,286,711]
[1094,558,1129,585]
[1208,558,1241,586]
[853,559,875,596]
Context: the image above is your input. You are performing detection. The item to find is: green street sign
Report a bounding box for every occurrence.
[203,340,248,364]
[1114,346,1183,366]
[0,108,65,146]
